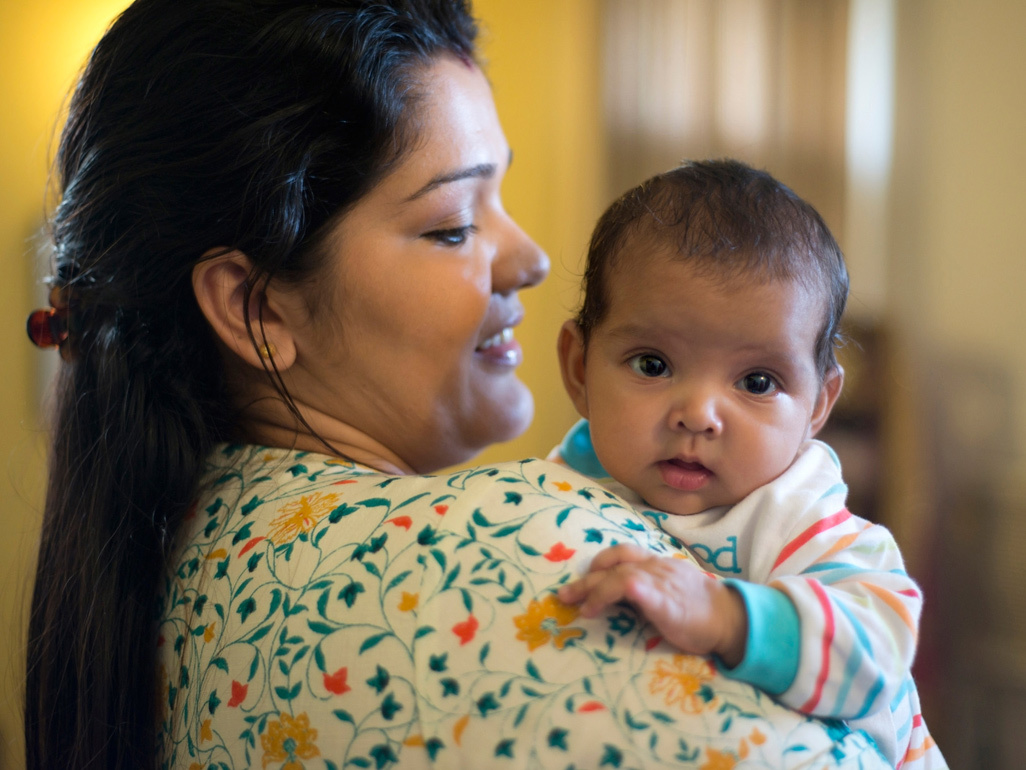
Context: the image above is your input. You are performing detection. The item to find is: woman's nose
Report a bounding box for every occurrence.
[668,386,724,436]
[492,216,549,294]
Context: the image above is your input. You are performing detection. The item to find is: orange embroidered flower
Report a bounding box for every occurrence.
[700,748,737,770]
[452,615,479,645]
[552,480,573,492]
[649,655,717,713]
[260,712,320,769]
[200,718,213,743]
[513,594,585,651]
[203,622,216,643]
[228,680,248,708]
[543,542,576,562]
[323,667,350,696]
[267,492,340,544]
[398,591,419,612]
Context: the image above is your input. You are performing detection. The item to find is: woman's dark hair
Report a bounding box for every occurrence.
[25,1,477,767]
[577,159,849,377]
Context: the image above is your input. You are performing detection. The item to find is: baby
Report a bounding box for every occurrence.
[554,160,945,768]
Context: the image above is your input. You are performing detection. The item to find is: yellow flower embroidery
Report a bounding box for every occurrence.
[267,492,340,544]
[700,748,738,770]
[261,712,320,769]
[398,591,419,612]
[203,622,216,643]
[553,480,573,492]
[649,655,717,713]
[453,714,470,746]
[200,718,213,743]
[513,594,585,651]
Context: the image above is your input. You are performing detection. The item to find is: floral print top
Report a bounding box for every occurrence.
[156,444,887,769]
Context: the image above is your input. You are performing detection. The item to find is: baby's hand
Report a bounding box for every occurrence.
[557,543,748,667]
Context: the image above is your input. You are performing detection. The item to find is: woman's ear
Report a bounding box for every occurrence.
[192,249,297,370]
[809,365,844,437]
[557,320,591,419]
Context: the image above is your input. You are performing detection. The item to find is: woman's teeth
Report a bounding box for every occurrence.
[478,327,513,350]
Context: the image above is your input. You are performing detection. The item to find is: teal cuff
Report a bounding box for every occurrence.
[559,419,609,479]
[714,580,800,695]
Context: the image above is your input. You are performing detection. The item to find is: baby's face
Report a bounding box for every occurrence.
[562,253,840,516]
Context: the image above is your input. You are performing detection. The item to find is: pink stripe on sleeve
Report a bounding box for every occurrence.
[772,508,852,571]
[799,579,835,712]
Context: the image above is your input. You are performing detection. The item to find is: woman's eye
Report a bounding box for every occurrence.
[426,225,475,247]
[628,354,670,378]
[739,372,777,395]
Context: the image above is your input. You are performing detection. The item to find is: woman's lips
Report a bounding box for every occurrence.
[658,458,712,492]
[475,327,522,366]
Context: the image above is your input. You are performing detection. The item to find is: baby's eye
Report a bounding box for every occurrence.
[425,225,475,247]
[738,372,778,395]
[628,354,670,378]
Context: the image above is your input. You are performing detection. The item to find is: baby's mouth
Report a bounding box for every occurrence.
[658,458,713,492]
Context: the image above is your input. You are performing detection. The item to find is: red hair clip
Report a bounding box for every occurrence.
[26,286,71,357]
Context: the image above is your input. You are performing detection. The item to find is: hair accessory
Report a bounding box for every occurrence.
[27,286,72,358]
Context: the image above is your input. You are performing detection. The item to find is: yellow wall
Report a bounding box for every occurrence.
[469,0,607,467]
[0,2,132,765]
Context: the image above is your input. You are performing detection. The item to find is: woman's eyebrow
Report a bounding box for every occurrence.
[405,162,497,202]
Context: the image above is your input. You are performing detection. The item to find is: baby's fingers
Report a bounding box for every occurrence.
[586,542,652,573]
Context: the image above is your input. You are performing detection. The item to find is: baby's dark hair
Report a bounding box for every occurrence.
[577,159,849,377]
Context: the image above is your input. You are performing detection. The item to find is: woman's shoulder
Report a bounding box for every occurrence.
[157,446,886,770]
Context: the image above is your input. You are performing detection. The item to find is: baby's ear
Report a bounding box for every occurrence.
[557,320,590,419]
[809,365,844,437]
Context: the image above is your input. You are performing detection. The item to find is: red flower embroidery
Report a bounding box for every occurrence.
[452,615,479,645]
[228,680,248,708]
[645,635,663,651]
[543,542,576,562]
[434,505,449,515]
[578,701,606,712]
[323,667,351,695]
[238,536,265,556]
[387,516,412,530]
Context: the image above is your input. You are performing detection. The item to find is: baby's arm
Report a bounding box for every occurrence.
[559,516,921,722]
[750,511,922,719]
[557,543,749,667]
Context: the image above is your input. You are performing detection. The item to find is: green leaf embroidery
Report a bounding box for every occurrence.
[547,728,568,750]
[380,692,403,720]
[366,665,390,694]
[385,570,412,592]
[274,682,301,701]
[359,632,390,653]
[240,496,263,516]
[236,597,256,624]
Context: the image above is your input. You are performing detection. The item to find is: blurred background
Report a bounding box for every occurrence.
[1,0,1023,767]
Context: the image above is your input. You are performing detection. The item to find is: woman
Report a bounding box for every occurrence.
[25,1,887,767]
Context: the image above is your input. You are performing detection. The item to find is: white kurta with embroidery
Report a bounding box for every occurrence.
[156,443,889,769]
